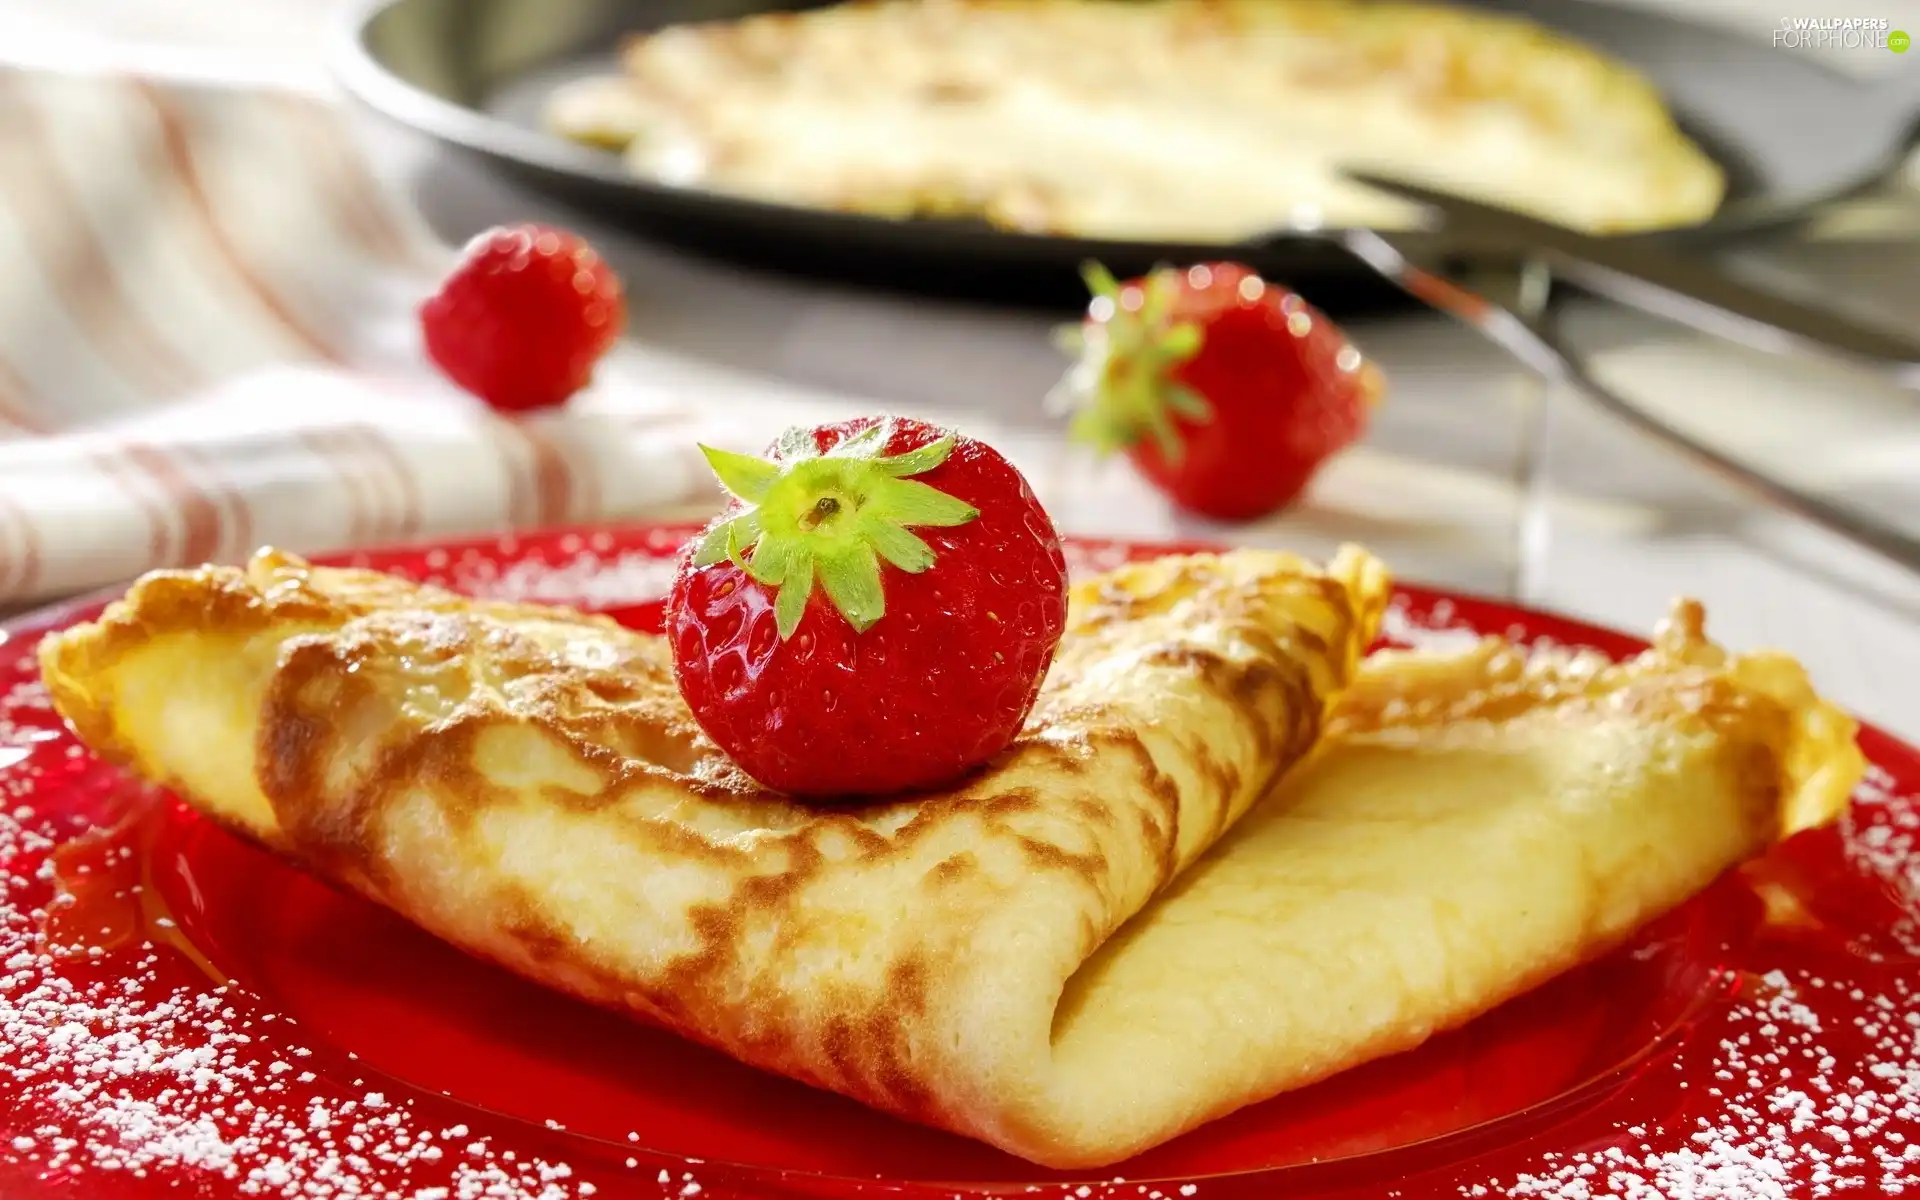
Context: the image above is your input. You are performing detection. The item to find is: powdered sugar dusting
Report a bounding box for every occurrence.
[0,605,623,1197]
[1480,964,1920,1199]
[1464,770,1920,1200]
[354,527,695,610]
[1377,599,1486,655]
[452,550,684,609]
[1062,540,1134,581]
[0,802,604,1196]
[1841,763,1920,956]
[0,672,56,755]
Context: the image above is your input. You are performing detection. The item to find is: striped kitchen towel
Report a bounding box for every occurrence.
[0,67,916,610]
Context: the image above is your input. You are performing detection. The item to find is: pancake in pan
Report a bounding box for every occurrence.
[547,0,1726,240]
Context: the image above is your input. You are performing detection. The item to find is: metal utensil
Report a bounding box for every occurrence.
[1334,228,1920,579]
[1343,170,1920,386]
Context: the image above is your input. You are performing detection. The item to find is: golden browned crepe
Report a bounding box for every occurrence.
[35,548,1862,1167]
[546,0,1725,239]
[1051,601,1862,1152]
[37,545,1388,1166]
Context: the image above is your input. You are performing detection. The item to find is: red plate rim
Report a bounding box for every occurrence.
[7,521,1900,760]
[0,520,1636,653]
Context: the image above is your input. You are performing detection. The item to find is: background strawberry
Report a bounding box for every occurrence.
[666,415,1069,797]
[1053,261,1384,521]
[420,223,625,413]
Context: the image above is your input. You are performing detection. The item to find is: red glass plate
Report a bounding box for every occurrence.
[1,524,1917,1200]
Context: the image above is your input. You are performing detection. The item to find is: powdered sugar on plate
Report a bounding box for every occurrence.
[1463,759,1920,1200]
[1377,597,1488,655]
[0,608,619,1198]
[1480,964,1920,1199]
[452,550,684,610]
[0,802,601,1198]
[1841,763,1920,956]
[1061,540,1136,581]
[354,528,694,611]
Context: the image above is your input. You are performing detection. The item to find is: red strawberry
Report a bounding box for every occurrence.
[665,416,1069,797]
[1053,261,1384,521]
[420,223,625,413]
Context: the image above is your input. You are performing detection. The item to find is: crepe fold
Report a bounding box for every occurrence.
[39,545,1392,1167]
[1052,601,1862,1159]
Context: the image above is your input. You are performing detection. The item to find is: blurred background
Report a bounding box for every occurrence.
[0,0,1916,737]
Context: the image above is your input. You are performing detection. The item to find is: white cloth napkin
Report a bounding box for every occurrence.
[0,70,1032,606]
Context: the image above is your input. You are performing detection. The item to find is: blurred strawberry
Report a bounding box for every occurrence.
[1052,261,1384,521]
[420,223,625,413]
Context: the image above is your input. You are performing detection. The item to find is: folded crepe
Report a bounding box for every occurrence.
[1055,599,1862,1156]
[37,544,1388,1163]
[36,547,1862,1169]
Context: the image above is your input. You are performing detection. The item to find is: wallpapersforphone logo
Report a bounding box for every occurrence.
[1774,16,1909,50]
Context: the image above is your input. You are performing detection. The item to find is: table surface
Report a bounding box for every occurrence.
[1,0,1916,742]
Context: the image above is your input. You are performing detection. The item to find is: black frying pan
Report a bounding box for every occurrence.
[332,0,1920,305]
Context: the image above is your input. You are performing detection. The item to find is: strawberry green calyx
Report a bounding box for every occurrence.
[690,422,980,640]
[1051,262,1212,463]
